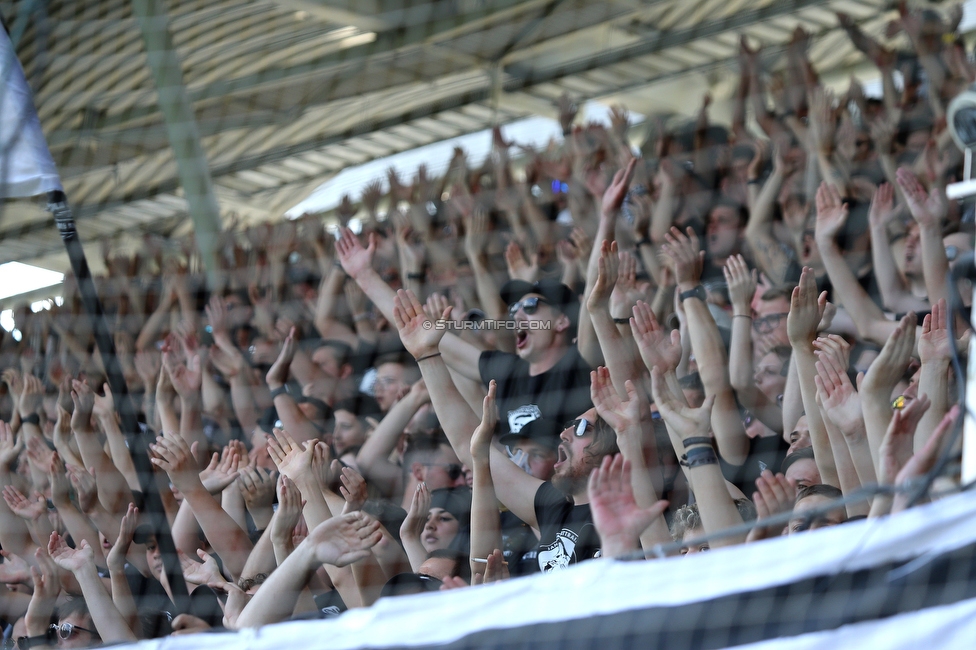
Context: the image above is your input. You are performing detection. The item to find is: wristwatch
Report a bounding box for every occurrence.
[678,285,707,304]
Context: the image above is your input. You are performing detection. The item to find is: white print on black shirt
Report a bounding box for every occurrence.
[539,527,578,572]
[508,404,543,434]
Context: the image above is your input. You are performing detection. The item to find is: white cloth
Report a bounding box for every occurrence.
[0,26,61,198]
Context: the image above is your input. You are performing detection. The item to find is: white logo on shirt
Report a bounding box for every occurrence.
[538,528,578,572]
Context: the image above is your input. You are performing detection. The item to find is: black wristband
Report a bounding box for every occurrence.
[612,317,630,325]
[682,436,712,449]
[747,178,761,185]
[269,386,289,400]
[680,446,718,469]
[636,237,652,247]
[406,272,425,280]
[18,635,52,650]
[21,414,40,426]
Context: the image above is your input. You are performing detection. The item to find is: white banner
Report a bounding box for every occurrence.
[0,26,61,199]
[115,491,976,650]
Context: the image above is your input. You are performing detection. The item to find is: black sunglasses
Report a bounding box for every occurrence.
[567,418,590,437]
[508,296,549,316]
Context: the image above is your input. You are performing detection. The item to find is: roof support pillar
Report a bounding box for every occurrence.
[131,0,221,288]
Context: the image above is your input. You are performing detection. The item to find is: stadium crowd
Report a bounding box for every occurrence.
[0,4,972,647]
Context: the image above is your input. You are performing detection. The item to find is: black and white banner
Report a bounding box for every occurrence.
[128,491,976,650]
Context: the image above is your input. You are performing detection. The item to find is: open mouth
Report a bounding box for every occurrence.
[516,330,528,349]
[423,534,438,545]
[554,444,568,468]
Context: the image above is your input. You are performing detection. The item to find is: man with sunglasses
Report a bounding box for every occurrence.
[471,279,592,436]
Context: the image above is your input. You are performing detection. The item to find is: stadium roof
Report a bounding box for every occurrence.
[0,0,902,271]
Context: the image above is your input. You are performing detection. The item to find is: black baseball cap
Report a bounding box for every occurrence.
[499,278,579,336]
[499,417,561,450]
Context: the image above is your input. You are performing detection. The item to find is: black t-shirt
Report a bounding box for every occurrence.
[532,482,601,573]
[499,509,540,578]
[719,433,790,496]
[479,346,592,434]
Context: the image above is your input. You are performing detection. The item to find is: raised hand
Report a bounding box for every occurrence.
[392,289,447,360]
[918,299,958,364]
[631,300,681,374]
[19,375,43,419]
[814,181,848,244]
[180,549,224,586]
[266,428,314,482]
[814,338,863,437]
[205,295,230,338]
[862,312,917,400]
[505,241,539,283]
[591,367,643,437]
[70,379,96,432]
[0,421,24,467]
[586,240,619,311]
[650,367,715,444]
[892,405,960,514]
[723,255,756,316]
[878,393,931,485]
[48,532,94,574]
[662,227,703,288]
[239,466,278,512]
[2,486,46,521]
[92,383,115,422]
[470,381,497,464]
[896,167,946,229]
[867,183,896,230]
[266,326,297,389]
[307,511,382,567]
[588,454,668,558]
[339,467,368,514]
[271,476,304,546]
[0,549,31,584]
[149,433,202,493]
[199,443,244,494]
[335,227,376,280]
[747,470,796,541]
[107,503,138,572]
[165,353,203,402]
[65,464,98,513]
[787,267,827,347]
[400,482,431,542]
[601,158,638,219]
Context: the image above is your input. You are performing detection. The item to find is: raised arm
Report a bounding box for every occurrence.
[70,380,132,515]
[586,241,638,396]
[786,268,840,489]
[468,382,503,579]
[663,227,749,466]
[868,184,928,312]
[392,289,543,527]
[859,314,917,475]
[356,380,429,498]
[48,533,137,644]
[897,168,948,307]
[725,256,781,431]
[652,369,745,548]
[591,368,672,551]
[235,513,381,628]
[150,432,253,580]
[814,182,896,346]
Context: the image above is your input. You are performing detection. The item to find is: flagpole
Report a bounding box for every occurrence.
[47,190,190,613]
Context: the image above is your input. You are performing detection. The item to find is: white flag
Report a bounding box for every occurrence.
[0,26,61,199]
